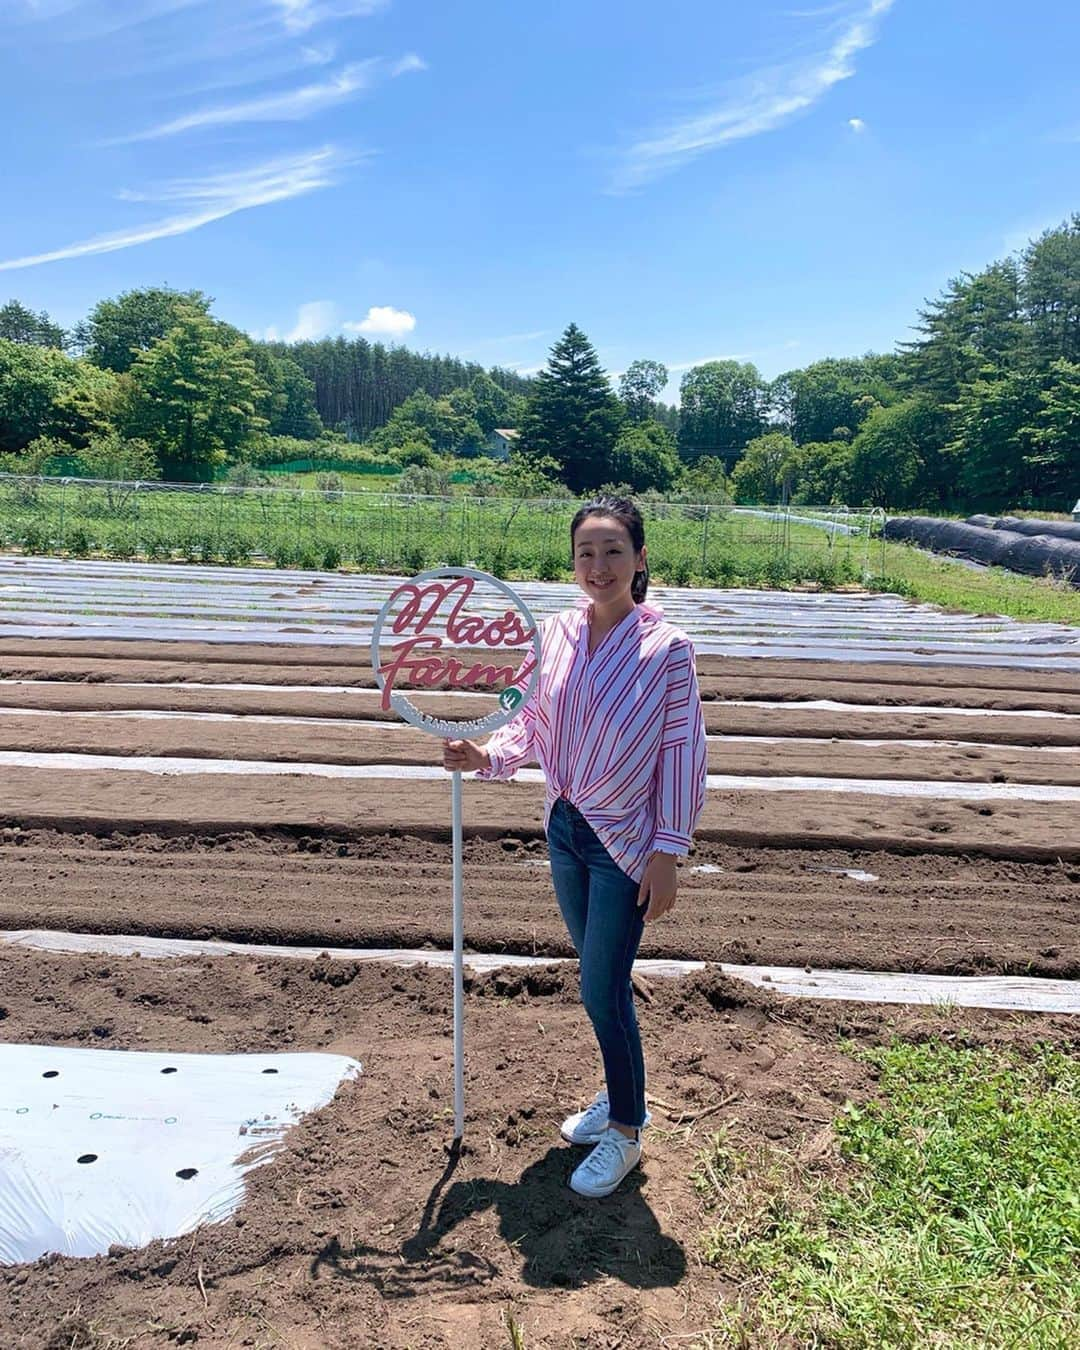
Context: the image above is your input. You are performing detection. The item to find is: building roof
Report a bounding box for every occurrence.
[492,428,520,439]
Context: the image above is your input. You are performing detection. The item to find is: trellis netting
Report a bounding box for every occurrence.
[0,1044,361,1264]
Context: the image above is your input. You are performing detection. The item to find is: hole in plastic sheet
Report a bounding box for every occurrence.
[261,1068,279,1074]
[175,1168,199,1181]
[77,1154,98,1165]
[160,1066,178,1074]
[42,1070,59,1079]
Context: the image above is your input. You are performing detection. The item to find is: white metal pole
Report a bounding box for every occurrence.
[451,767,465,1140]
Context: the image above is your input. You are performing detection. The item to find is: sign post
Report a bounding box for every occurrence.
[370,568,541,1140]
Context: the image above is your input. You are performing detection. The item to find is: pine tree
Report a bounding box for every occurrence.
[517,324,623,492]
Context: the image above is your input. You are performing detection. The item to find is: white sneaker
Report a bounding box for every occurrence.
[560,1090,652,1144]
[569,1126,642,1198]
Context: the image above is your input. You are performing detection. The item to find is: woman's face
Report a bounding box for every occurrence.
[572,515,645,608]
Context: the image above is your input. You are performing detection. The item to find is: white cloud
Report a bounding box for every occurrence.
[112,61,379,142]
[0,146,348,272]
[271,0,388,34]
[301,41,337,64]
[390,51,427,77]
[265,300,337,341]
[666,354,749,372]
[847,116,866,132]
[344,305,416,336]
[608,0,895,192]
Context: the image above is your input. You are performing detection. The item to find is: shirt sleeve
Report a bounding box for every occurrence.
[651,636,707,855]
[474,696,537,781]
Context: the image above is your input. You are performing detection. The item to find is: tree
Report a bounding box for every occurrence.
[366,389,483,456]
[677,360,766,461]
[607,420,680,492]
[901,261,1025,405]
[771,356,901,445]
[0,339,116,453]
[250,346,322,440]
[618,359,669,421]
[729,432,799,504]
[848,398,949,508]
[1022,215,1080,365]
[87,286,213,373]
[0,299,66,349]
[76,432,160,483]
[672,455,730,503]
[949,370,1043,507]
[501,449,572,499]
[119,308,268,480]
[1030,359,1080,499]
[788,441,854,505]
[517,324,624,492]
[468,370,522,434]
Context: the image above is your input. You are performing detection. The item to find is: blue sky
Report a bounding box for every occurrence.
[2,0,1077,399]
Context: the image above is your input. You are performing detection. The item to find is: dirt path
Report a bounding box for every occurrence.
[0,946,1075,1350]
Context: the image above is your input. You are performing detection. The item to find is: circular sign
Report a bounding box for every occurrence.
[370,567,541,740]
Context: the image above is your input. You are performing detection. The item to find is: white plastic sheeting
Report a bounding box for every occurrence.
[4,929,1077,1015]
[0,1043,360,1265]
[3,558,1078,670]
[2,750,1079,802]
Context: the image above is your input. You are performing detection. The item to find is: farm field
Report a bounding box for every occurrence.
[1,557,1078,1348]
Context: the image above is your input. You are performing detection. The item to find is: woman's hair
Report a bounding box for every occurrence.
[570,495,649,604]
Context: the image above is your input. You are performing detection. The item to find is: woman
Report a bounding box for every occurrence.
[443,496,707,1197]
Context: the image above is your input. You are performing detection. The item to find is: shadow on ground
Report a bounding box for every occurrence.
[311,1141,686,1294]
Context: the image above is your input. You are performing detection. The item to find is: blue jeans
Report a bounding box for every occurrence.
[546,798,647,1130]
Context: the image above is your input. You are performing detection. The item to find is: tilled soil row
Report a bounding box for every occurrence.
[3,681,1079,746]
[3,640,1080,708]
[1,713,1078,784]
[3,766,1080,863]
[2,828,1077,978]
[0,946,1075,1349]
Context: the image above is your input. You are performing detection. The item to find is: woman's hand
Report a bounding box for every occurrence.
[638,851,678,923]
[442,738,491,774]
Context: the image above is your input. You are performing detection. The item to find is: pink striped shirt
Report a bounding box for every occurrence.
[476,599,707,882]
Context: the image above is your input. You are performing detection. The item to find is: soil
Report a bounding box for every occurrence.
[0,628,1077,1346]
[1,946,1076,1350]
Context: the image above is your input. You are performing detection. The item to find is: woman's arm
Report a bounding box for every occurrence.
[638,637,707,922]
[652,636,707,854]
[442,697,538,780]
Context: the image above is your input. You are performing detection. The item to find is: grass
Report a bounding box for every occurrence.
[869,539,1080,625]
[693,1040,1080,1348]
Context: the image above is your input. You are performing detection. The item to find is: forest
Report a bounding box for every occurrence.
[0,213,1076,512]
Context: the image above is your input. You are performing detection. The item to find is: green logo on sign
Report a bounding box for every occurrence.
[499,686,523,712]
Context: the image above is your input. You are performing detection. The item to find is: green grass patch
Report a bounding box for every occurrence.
[868,540,1080,625]
[695,1040,1080,1348]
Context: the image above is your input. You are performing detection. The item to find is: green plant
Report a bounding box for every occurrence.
[221,534,252,566]
[402,543,428,573]
[18,522,49,553]
[65,524,94,557]
[322,541,343,571]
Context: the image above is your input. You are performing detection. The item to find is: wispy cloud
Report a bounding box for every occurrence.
[608,0,895,192]
[390,51,427,77]
[270,0,388,34]
[0,146,349,272]
[110,55,422,143]
[847,115,866,132]
[666,354,749,373]
[263,299,337,341]
[344,305,416,336]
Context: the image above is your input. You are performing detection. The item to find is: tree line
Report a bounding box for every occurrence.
[0,212,1076,508]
